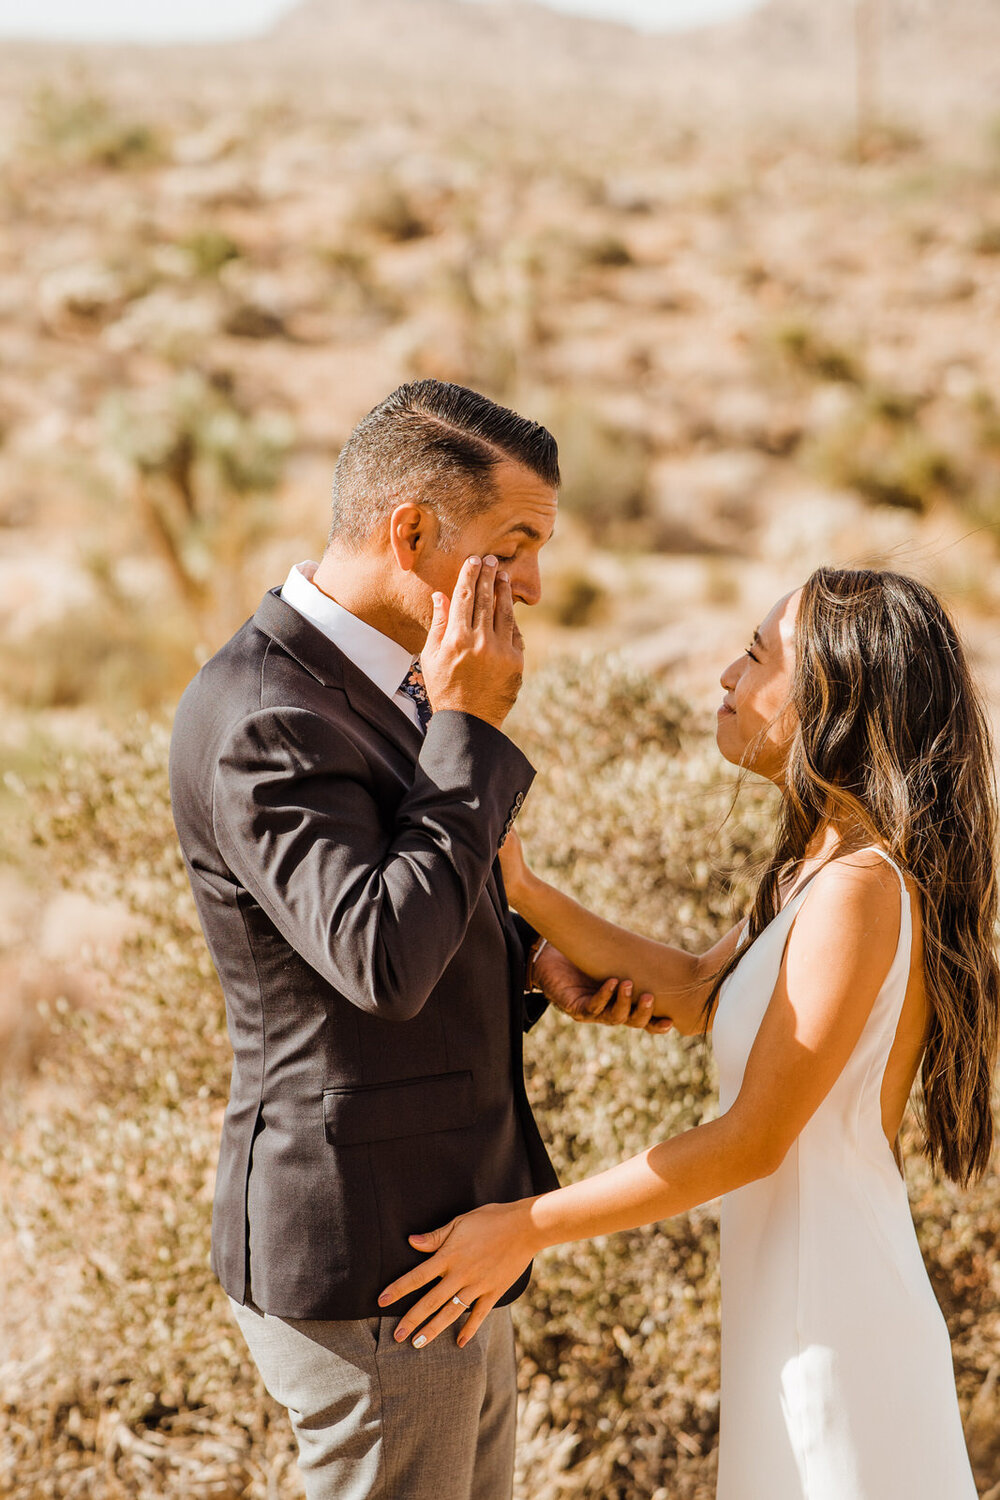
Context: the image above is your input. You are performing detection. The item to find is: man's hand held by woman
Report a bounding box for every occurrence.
[502,830,672,1033]
[534,942,673,1033]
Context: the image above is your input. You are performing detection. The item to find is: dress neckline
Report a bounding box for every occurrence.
[777,862,824,913]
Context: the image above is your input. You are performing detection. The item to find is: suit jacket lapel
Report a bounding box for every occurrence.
[252,588,423,762]
[339,660,423,762]
[253,587,505,918]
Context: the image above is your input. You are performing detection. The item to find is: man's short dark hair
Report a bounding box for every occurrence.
[329,380,560,550]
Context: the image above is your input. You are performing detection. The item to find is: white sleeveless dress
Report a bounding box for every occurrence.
[712,850,978,1500]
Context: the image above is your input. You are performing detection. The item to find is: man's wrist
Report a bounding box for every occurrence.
[526,935,549,992]
[429,700,508,733]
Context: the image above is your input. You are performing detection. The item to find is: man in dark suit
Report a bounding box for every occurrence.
[169,381,652,1500]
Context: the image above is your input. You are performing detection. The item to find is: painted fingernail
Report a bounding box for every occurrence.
[498,570,509,582]
[484,555,497,567]
[378,1294,389,1306]
[395,1328,408,1342]
[469,556,481,567]
[413,1335,427,1349]
[457,1337,467,1348]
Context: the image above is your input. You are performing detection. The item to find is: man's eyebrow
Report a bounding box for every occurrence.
[504,523,544,541]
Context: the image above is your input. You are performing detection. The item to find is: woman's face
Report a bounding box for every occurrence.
[717,589,801,782]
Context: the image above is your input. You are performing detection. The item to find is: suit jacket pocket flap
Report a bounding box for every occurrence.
[323,1070,475,1146]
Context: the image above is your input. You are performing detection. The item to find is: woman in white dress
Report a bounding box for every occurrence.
[380,566,998,1499]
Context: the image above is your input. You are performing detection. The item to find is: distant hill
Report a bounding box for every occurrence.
[2,0,997,135]
[272,0,644,57]
[260,0,1000,129]
[262,0,665,100]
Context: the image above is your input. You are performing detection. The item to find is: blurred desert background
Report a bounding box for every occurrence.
[1,0,999,1495]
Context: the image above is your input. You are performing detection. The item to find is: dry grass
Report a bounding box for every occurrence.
[1,660,998,1497]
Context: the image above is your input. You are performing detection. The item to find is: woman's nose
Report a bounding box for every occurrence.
[720,658,740,691]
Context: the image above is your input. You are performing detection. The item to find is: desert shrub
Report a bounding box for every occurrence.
[971,223,1000,257]
[2,600,196,714]
[810,389,965,514]
[543,403,655,544]
[538,569,607,628]
[179,228,242,277]
[315,244,371,280]
[1,659,998,1497]
[849,120,926,164]
[28,82,164,170]
[350,176,428,243]
[986,113,1000,167]
[972,390,1000,453]
[390,250,541,399]
[852,441,958,512]
[772,318,863,385]
[223,300,288,339]
[313,243,402,320]
[578,232,633,268]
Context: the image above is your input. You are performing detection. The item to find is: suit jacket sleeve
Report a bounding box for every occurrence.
[212,705,534,1023]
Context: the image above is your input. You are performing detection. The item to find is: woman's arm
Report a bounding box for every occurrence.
[500,830,744,1034]
[381,852,904,1346]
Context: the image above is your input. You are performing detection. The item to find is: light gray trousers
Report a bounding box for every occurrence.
[228,1295,517,1500]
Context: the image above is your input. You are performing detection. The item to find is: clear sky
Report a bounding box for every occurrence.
[0,0,761,43]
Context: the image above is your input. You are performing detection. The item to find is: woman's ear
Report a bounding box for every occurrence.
[389,502,436,573]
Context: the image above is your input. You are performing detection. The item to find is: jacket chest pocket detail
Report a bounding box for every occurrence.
[323,1070,475,1145]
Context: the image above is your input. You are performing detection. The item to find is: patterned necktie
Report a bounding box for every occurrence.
[399,657,433,731]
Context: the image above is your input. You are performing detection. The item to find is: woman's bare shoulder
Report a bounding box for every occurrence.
[793,848,906,948]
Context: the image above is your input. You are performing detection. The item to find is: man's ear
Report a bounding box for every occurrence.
[388,502,436,573]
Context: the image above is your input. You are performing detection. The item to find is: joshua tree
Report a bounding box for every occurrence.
[101,370,293,632]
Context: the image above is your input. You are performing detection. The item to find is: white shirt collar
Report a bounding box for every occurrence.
[280,561,417,710]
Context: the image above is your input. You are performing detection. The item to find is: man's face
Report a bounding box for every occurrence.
[422,459,558,609]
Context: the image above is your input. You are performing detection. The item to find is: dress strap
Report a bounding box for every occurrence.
[865,847,909,900]
[862,848,912,975]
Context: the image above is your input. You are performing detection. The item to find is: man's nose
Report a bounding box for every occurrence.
[511,559,541,608]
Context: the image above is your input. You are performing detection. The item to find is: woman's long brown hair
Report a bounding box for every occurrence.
[705,566,999,1186]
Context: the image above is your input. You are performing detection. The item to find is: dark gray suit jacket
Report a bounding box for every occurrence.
[169,587,558,1319]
